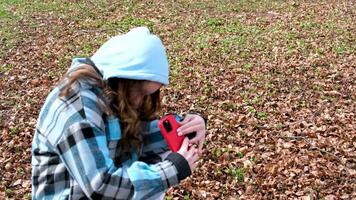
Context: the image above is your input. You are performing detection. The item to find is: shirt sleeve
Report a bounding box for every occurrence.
[139,115,184,163]
[140,119,170,163]
[55,121,182,199]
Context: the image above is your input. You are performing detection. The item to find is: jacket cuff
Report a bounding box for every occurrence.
[165,152,191,181]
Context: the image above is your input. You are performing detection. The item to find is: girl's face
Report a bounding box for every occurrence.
[142,81,162,95]
[131,81,162,108]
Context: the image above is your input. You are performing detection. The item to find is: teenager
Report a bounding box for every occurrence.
[32,27,206,199]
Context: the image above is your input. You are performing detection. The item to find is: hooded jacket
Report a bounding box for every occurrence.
[31,27,190,200]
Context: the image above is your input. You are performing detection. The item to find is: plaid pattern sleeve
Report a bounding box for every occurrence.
[139,119,170,164]
[32,84,180,200]
[56,122,179,199]
[139,115,183,164]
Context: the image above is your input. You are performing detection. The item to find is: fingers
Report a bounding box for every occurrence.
[178,125,203,136]
[187,145,198,157]
[179,115,194,124]
[177,138,202,171]
[178,122,200,134]
[189,135,201,143]
[198,141,204,155]
[177,115,205,136]
[189,138,204,155]
[191,162,197,171]
[192,147,201,159]
[185,145,201,171]
[190,149,200,171]
[176,114,206,171]
[178,115,203,127]
[188,147,198,162]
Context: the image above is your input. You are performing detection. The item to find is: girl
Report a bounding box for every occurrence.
[31,27,206,199]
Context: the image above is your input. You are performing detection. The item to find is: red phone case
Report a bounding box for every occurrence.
[158,114,184,152]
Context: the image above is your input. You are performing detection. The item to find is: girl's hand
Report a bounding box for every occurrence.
[178,138,200,171]
[177,114,206,155]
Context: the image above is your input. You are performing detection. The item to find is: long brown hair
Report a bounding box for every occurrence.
[59,64,161,154]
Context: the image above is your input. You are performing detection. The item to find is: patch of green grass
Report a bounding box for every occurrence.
[275,123,283,129]
[0,0,22,19]
[252,95,262,104]
[10,127,20,135]
[316,47,325,55]
[184,194,191,200]
[79,42,97,57]
[250,157,257,162]
[218,0,286,12]
[332,43,346,55]
[16,0,110,21]
[206,18,224,31]
[239,131,246,139]
[0,64,12,72]
[300,21,319,31]
[321,95,337,102]
[215,168,223,176]
[256,111,268,120]
[24,193,31,199]
[214,148,222,157]
[5,188,14,196]
[193,17,280,58]
[165,196,173,200]
[225,167,245,182]
[218,22,262,50]
[19,0,72,13]
[312,84,324,92]
[101,16,155,33]
[220,101,238,112]
[0,0,23,56]
[243,63,253,72]
[237,152,245,158]
[195,34,210,50]
[214,146,236,158]
[16,166,24,174]
[203,80,213,96]
[246,106,256,114]
[298,100,307,108]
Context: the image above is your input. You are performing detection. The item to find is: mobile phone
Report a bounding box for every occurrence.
[158,114,184,152]
[158,114,198,152]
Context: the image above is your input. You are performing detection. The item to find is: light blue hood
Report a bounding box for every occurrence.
[69,27,169,85]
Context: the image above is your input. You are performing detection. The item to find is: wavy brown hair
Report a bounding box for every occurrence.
[59,64,161,154]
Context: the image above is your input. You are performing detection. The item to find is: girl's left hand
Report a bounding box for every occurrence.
[177,114,206,155]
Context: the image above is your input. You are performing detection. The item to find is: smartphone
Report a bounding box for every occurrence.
[158,114,198,152]
[158,114,184,152]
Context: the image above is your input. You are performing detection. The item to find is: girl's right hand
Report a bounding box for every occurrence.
[178,138,200,171]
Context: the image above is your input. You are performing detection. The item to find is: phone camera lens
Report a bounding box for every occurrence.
[163,120,173,132]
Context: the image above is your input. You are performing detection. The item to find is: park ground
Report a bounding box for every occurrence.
[0,0,355,199]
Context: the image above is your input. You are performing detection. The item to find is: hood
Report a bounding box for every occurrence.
[69,27,169,85]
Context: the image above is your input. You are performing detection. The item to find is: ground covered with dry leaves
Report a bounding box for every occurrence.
[0,1,355,199]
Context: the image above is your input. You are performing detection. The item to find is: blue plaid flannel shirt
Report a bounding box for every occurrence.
[31,81,190,199]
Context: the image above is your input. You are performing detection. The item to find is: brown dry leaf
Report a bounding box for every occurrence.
[300,196,311,200]
[324,195,337,200]
[12,179,22,186]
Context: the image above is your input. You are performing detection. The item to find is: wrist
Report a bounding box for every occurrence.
[165,152,192,181]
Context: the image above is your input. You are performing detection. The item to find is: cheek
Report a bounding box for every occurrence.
[144,83,161,95]
[146,87,158,95]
